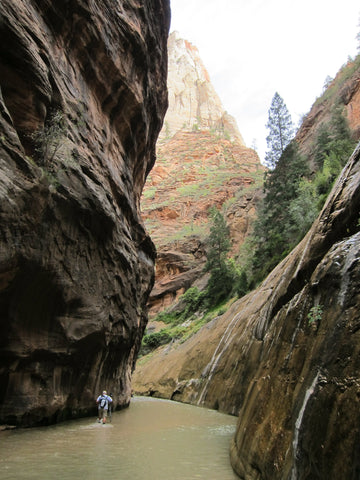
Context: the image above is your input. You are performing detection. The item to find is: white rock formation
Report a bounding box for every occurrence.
[159,31,244,143]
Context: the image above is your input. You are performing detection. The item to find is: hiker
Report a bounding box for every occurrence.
[96,390,113,424]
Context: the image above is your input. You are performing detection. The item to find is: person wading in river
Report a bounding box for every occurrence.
[96,390,113,424]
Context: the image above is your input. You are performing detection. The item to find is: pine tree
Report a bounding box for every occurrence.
[204,208,233,305]
[264,92,294,169]
[314,105,355,170]
[251,142,309,282]
[204,208,231,274]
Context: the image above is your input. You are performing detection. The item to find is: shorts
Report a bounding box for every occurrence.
[99,407,108,418]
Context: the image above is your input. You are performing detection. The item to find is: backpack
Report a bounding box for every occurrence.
[99,396,107,408]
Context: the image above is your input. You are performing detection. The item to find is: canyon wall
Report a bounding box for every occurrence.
[134,141,360,478]
[297,57,360,159]
[0,0,170,426]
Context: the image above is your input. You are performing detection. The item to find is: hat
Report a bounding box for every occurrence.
[103,390,107,395]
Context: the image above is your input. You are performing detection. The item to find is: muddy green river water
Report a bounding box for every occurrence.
[0,397,238,479]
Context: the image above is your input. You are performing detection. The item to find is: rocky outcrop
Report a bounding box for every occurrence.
[0,0,170,426]
[140,32,262,318]
[133,142,360,478]
[297,57,360,160]
[141,130,262,316]
[158,31,244,143]
[147,242,206,315]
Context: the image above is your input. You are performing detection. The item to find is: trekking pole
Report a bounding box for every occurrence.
[109,393,113,423]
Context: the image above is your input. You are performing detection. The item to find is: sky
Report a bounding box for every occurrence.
[169,0,360,161]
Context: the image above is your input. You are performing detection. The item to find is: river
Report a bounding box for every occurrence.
[0,397,238,479]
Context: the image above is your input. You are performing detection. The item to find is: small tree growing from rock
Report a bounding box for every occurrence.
[31,109,67,171]
[204,208,234,306]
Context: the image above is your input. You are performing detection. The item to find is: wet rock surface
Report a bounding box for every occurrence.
[0,0,170,426]
[133,143,360,478]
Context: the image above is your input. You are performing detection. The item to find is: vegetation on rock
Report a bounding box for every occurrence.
[247,96,357,285]
[140,53,360,359]
[140,207,249,355]
[142,130,261,246]
[139,290,235,357]
[31,110,68,170]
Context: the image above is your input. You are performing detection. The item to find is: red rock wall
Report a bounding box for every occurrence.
[297,58,360,159]
[0,0,170,426]
[134,141,360,479]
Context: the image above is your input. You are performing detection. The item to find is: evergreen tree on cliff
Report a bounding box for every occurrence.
[251,142,310,283]
[205,208,231,274]
[264,92,294,169]
[204,208,232,305]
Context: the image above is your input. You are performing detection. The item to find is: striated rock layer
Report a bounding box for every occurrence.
[133,142,360,478]
[142,130,262,316]
[140,31,260,318]
[0,0,170,426]
[158,31,245,143]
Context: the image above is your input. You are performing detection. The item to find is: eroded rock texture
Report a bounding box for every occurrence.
[142,130,262,316]
[158,31,244,143]
[140,32,259,317]
[0,0,170,426]
[133,143,360,478]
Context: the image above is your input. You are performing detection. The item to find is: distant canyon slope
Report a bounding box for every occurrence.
[142,31,263,316]
[297,57,360,158]
[135,51,360,478]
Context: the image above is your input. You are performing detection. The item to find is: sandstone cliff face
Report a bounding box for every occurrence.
[158,31,244,143]
[142,130,262,316]
[133,141,360,478]
[297,57,360,159]
[0,0,170,426]
[142,34,262,317]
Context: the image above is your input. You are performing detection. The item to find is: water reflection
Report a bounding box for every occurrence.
[0,397,238,479]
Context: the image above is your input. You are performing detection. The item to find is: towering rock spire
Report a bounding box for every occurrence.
[159,31,244,143]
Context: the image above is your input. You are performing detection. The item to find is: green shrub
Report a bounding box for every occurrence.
[181,286,206,316]
[31,110,68,170]
[140,330,172,355]
[308,305,323,326]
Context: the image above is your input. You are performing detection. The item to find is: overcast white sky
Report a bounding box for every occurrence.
[170,0,360,161]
